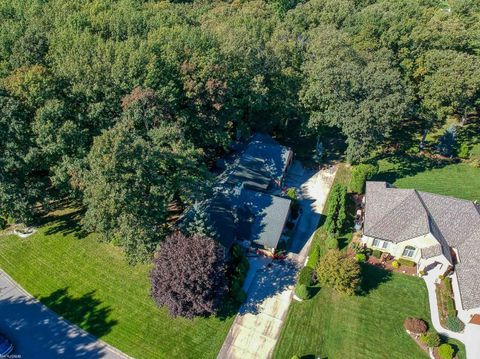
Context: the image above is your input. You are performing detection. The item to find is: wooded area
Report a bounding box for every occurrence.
[1,0,479,262]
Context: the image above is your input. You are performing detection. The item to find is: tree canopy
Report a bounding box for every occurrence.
[0,0,478,260]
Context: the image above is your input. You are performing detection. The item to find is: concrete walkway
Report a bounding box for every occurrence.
[0,269,129,359]
[423,266,480,359]
[217,163,336,359]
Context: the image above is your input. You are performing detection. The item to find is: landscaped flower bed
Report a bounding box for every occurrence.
[348,239,418,275]
[436,275,465,332]
[404,318,459,359]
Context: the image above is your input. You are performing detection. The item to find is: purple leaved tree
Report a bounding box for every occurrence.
[150,231,227,319]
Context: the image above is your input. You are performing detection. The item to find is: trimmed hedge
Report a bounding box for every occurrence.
[229,245,250,304]
[307,244,321,268]
[298,266,315,286]
[349,164,378,194]
[398,258,416,267]
[324,184,347,235]
[295,284,311,300]
[325,235,339,249]
[372,249,382,259]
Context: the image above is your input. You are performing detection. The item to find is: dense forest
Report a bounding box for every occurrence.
[1,0,479,263]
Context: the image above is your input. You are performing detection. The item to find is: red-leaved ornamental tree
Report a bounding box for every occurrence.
[150,232,227,318]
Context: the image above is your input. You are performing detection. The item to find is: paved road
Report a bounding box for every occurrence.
[0,270,128,359]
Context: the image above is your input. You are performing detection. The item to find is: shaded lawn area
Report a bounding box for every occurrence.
[375,157,480,202]
[274,265,465,359]
[0,209,234,359]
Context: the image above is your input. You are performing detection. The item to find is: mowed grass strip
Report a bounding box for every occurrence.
[377,161,480,202]
[275,266,432,359]
[0,210,234,359]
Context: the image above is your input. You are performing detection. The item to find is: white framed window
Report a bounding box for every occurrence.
[402,246,416,258]
[372,238,390,249]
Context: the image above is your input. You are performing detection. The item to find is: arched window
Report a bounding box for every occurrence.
[402,246,416,258]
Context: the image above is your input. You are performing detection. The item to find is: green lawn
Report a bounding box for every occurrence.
[376,159,480,202]
[274,266,465,359]
[0,209,233,359]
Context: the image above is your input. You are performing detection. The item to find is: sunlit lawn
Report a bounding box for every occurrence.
[0,209,234,359]
[377,160,480,201]
[274,265,465,359]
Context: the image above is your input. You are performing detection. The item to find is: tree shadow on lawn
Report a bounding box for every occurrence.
[370,153,455,185]
[359,264,392,296]
[40,209,88,239]
[38,287,118,338]
[0,291,117,358]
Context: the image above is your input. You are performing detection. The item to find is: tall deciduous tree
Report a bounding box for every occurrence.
[301,27,413,162]
[150,232,227,318]
[418,49,480,125]
[81,116,207,263]
[0,95,44,224]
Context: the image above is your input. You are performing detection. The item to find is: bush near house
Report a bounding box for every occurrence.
[398,258,416,267]
[349,164,378,193]
[228,245,250,304]
[438,343,455,359]
[324,184,347,236]
[372,249,382,259]
[355,253,367,263]
[286,188,300,219]
[403,317,428,334]
[445,316,465,333]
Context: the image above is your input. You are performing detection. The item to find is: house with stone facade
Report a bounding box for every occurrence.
[361,181,480,322]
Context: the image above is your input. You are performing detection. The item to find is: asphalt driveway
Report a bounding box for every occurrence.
[0,270,127,359]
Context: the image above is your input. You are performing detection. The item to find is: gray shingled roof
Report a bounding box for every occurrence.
[220,133,292,191]
[421,244,443,259]
[364,181,480,310]
[229,188,291,249]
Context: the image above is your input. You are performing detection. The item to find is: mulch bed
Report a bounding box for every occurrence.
[407,331,460,359]
[366,256,418,276]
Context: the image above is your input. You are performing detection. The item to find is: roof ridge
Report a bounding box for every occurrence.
[413,189,433,233]
[417,190,476,205]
